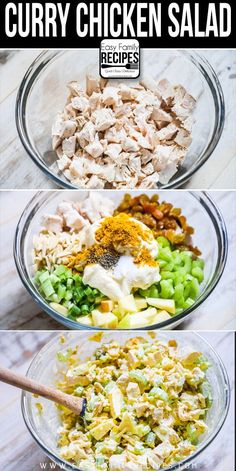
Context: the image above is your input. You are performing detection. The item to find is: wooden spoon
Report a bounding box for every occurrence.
[0,365,87,416]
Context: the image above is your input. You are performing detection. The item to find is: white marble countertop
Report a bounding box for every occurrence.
[0,331,234,470]
[0,49,236,190]
[0,190,235,331]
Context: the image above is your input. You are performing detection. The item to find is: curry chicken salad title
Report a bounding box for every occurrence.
[4,2,232,38]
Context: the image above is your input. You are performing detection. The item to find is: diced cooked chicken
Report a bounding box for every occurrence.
[182,92,196,111]
[52,114,77,140]
[102,86,120,106]
[89,92,102,111]
[105,125,127,143]
[92,108,116,132]
[154,442,174,459]
[65,210,88,231]
[57,154,71,171]
[57,201,75,215]
[77,121,96,145]
[52,74,196,188]
[52,114,67,137]
[62,136,76,157]
[114,103,133,118]
[78,192,114,223]
[57,201,88,231]
[122,136,139,153]
[152,145,174,171]
[109,454,126,471]
[151,107,172,123]
[86,75,101,96]
[140,149,152,166]
[42,214,63,233]
[128,156,142,174]
[85,139,104,158]
[126,382,141,399]
[142,162,154,175]
[157,79,174,99]
[136,90,157,106]
[139,172,159,188]
[172,85,186,104]
[125,463,143,471]
[52,135,62,150]
[119,84,138,101]
[146,451,163,470]
[105,143,122,161]
[174,128,192,148]
[69,159,85,178]
[158,162,178,184]
[86,175,105,189]
[182,116,193,132]
[127,351,139,367]
[64,103,77,119]
[76,115,87,131]
[156,123,179,141]
[71,96,89,112]
[67,81,84,97]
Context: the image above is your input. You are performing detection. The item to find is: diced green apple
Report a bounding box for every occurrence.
[78,314,93,326]
[146,298,175,314]
[50,302,68,316]
[118,294,137,313]
[92,310,118,328]
[118,308,157,329]
[153,310,171,323]
[135,298,148,310]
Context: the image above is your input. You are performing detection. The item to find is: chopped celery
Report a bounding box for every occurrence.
[157,236,171,248]
[38,271,50,284]
[54,265,67,276]
[137,237,205,313]
[41,279,55,298]
[160,270,175,280]
[69,305,81,317]
[135,424,151,438]
[149,387,168,402]
[191,266,204,283]
[57,348,73,362]
[129,370,148,386]
[160,279,174,298]
[147,285,159,298]
[192,258,205,270]
[34,265,104,322]
[58,284,66,301]
[200,381,212,406]
[158,247,172,262]
[49,274,60,284]
[145,431,156,448]
[183,297,195,309]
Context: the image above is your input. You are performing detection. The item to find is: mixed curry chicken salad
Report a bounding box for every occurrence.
[54,337,212,470]
[52,75,196,189]
[33,193,204,328]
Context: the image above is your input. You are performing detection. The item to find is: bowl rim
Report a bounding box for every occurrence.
[21,331,231,471]
[15,49,225,189]
[13,190,228,331]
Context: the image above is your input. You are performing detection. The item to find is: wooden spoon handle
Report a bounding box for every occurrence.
[0,365,86,416]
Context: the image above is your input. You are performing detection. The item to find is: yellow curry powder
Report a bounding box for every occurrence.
[66,214,157,269]
[95,213,151,249]
[134,247,158,267]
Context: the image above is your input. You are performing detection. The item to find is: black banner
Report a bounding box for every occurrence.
[0,0,235,48]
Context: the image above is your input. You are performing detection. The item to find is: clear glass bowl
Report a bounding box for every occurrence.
[14,190,228,330]
[15,50,225,189]
[21,331,230,471]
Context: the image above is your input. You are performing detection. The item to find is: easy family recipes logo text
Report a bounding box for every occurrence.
[1,1,232,39]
